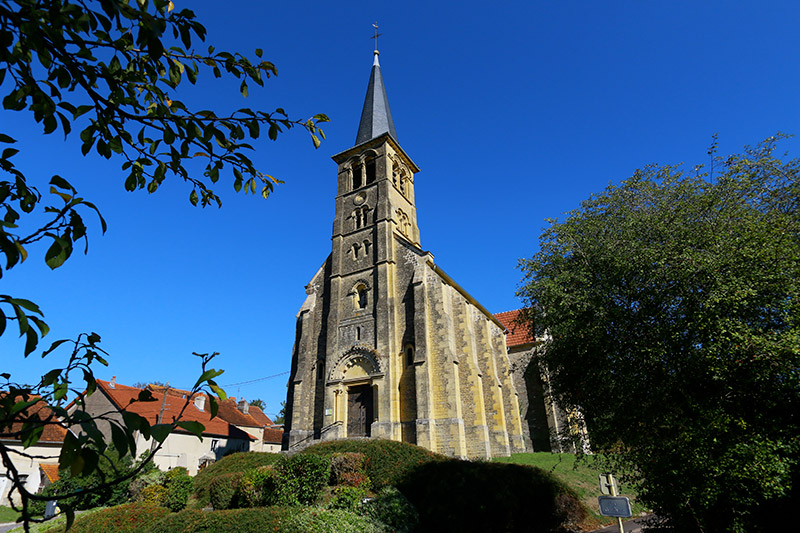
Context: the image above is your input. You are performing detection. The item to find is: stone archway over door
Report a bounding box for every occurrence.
[347,384,373,437]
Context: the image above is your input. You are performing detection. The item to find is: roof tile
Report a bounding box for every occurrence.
[494,309,535,347]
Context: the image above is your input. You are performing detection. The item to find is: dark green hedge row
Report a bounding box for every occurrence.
[398,459,587,532]
[192,451,281,504]
[300,439,443,489]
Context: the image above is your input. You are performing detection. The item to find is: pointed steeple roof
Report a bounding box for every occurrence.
[355,50,398,145]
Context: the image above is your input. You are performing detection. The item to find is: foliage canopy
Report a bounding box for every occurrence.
[518,135,800,532]
[0,0,326,528]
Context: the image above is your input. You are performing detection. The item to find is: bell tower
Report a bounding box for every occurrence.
[285,47,527,458]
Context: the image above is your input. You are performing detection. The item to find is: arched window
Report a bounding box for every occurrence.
[405,344,415,367]
[354,206,370,229]
[355,284,368,309]
[352,163,363,189]
[365,157,376,184]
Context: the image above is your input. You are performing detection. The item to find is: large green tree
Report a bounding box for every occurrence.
[518,136,799,532]
[0,0,326,528]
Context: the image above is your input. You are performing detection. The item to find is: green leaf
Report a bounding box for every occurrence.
[44,237,69,269]
[176,420,205,438]
[207,395,218,418]
[24,328,37,356]
[150,423,172,443]
[189,189,198,206]
[110,423,130,459]
[194,368,223,389]
[21,422,44,448]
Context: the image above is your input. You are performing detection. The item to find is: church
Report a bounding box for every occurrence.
[283,48,529,459]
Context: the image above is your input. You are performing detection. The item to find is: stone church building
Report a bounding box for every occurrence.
[284,50,531,459]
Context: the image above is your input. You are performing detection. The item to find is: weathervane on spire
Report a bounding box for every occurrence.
[371,22,381,53]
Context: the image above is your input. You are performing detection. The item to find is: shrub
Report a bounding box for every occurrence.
[164,470,193,512]
[236,466,275,508]
[363,486,419,533]
[397,459,587,532]
[48,502,168,533]
[128,469,166,502]
[301,439,442,489]
[149,506,294,532]
[330,453,370,488]
[273,453,331,506]
[209,473,241,510]
[139,484,169,507]
[282,507,386,533]
[192,451,281,504]
[327,485,369,512]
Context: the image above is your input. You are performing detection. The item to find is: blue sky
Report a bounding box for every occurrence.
[2,1,799,419]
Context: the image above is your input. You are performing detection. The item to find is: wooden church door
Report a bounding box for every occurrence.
[347,385,373,437]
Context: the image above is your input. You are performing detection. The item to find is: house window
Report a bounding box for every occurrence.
[211,439,219,451]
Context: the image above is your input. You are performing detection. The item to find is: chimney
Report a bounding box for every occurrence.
[109,376,116,389]
[194,394,206,412]
[238,399,249,414]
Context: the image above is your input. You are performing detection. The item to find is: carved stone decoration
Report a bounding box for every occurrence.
[353,192,367,205]
[328,345,383,382]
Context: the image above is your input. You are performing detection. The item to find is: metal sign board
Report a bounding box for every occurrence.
[599,473,618,495]
[598,495,632,518]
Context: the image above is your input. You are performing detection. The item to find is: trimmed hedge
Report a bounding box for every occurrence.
[301,439,442,489]
[208,473,242,510]
[46,502,168,533]
[149,506,294,532]
[282,507,385,533]
[397,459,587,532]
[193,451,281,504]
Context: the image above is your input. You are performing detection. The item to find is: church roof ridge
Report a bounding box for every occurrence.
[354,50,398,145]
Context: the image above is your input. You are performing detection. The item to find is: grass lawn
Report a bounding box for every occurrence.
[0,505,21,523]
[493,453,649,530]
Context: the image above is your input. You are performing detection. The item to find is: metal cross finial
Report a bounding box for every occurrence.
[371,22,382,52]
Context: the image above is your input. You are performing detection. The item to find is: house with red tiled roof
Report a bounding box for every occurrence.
[212,399,284,453]
[71,379,256,474]
[494,309,588,453]
[0,398,66,506]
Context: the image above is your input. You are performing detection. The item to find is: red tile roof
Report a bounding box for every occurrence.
[494,309,535,347]
[40,463,60,483]
[0,395,68,444]
[263,426,284,445]
[96,380,254,441]
[215,399,265,428]
[247,405,274,427]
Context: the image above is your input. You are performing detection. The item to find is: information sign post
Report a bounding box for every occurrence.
[598,473,630,533]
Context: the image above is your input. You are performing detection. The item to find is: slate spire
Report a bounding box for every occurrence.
[354,50,398,145]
